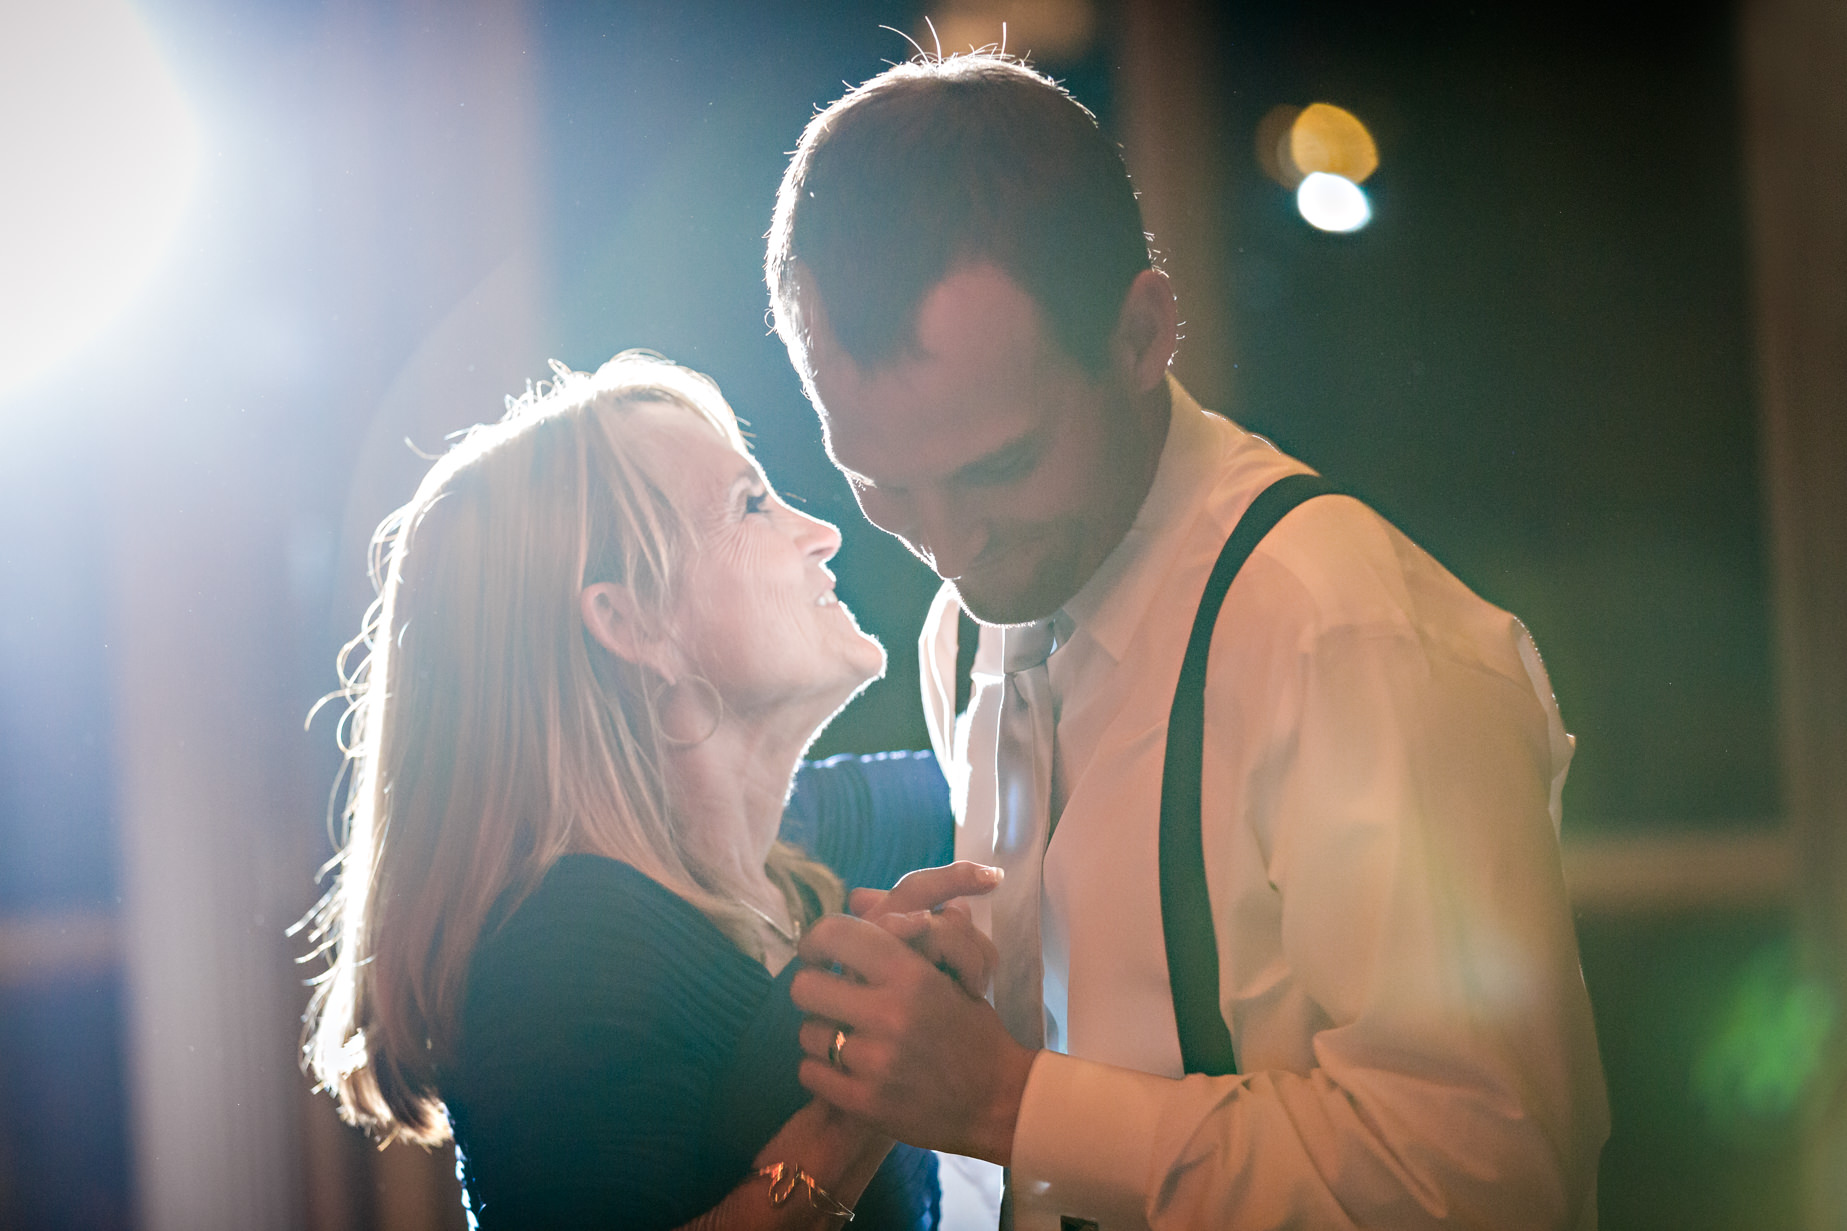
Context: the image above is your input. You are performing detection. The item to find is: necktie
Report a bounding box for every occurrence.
[992,618,1058,1049]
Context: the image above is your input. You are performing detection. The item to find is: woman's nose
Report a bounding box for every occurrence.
[790,505,843,563]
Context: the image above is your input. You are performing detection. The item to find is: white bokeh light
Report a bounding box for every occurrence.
[0,0,202,396]
[1296,171,1372,234]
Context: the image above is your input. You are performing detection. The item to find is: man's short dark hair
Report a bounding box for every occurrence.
[767,53,1152,378]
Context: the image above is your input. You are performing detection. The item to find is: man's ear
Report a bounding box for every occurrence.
[580,582,676,678]
[1111,268,1179,394]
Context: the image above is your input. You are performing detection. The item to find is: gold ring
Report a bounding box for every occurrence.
[827,1027,848,1070]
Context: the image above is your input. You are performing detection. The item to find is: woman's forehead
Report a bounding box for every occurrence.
[623,399,760,496]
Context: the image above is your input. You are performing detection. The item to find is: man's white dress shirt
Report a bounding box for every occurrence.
[921,380,1609,1230]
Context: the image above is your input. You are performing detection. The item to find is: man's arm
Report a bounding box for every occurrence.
[998,612,1606,1230]
[797,621,1605,1230]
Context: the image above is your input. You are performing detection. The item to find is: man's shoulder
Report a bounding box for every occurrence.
[1168,415,1521,658]
[1176,416,1386,626]
[1208,482,1544,704]
[1241,491,1423,624]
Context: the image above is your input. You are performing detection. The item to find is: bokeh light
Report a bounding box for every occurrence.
[1258,101,1380,233]
[0,0,202,397]
[1296,172,1372,233]
[920,0,1098,62]
[1291,102,1379,184]
[1255,103,1304,187]
[1692,940,1836,1137]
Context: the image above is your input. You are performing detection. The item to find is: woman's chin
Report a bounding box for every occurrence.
[800,638,888,739]
[846,631,888,690]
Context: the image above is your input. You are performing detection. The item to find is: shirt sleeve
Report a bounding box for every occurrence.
[1009,531,1608,1230]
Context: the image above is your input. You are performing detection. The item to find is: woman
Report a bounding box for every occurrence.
[301,351,991,1227]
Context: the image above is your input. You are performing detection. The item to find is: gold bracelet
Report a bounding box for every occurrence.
[756,1161,855,1222]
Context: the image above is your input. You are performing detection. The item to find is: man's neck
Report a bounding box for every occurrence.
[1072,375,1172,607]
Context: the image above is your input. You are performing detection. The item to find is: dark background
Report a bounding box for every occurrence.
[0,1,1801,1227]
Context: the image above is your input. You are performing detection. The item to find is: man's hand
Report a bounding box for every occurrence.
[792,913,1036,1166]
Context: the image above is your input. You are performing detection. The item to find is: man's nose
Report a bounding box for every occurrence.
[852,484,986,580]
[905,492,986,581]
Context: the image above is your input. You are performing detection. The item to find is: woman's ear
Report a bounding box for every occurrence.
[1111,268,1179,394]
[580,582,676,678]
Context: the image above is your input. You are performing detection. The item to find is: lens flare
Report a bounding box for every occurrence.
[0,0,202,396]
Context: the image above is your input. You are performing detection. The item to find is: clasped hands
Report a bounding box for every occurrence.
[791,862,1037,1166]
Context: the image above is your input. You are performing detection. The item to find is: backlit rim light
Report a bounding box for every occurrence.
[1296,172,1372,234]
[0,0,203,397]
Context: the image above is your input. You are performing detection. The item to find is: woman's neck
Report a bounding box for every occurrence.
[663,715,810,920]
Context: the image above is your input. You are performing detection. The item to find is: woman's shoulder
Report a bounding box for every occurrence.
[503,850,674,913]
[484,854,706,950]
[463,855,764,1047]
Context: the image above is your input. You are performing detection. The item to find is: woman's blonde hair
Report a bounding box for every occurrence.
[300,351,843,1145]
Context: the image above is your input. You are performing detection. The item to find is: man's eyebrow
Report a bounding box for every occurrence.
[828,428,1039,491]
[949,431,1039,485]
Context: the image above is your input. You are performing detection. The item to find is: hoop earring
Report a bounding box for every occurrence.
[657,674,723,747]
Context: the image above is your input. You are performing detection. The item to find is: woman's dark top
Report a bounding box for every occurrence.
[443,751,956,1230]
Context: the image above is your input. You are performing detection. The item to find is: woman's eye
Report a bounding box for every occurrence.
[743,490,771,516]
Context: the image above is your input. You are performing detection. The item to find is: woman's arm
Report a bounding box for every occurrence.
[781,752,955,892]
[454,859,909,1229]
[678,1101,891,1230]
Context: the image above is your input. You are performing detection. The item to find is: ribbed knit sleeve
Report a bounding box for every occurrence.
[446,856,785,1229]
[782,751,955,891]
[443,854,939,1231]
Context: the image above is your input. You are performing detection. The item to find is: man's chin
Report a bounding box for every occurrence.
[951,576,1068,628]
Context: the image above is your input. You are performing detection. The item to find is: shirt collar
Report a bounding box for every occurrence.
[1058,375,1233,666]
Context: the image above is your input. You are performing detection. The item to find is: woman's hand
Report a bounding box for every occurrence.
[865,906,996,999]
[848,861,1001,998]
[847,859,1000,919]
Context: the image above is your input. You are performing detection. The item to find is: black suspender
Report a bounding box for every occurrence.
[1160,472,1336,1077]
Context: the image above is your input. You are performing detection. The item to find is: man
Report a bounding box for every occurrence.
[773,53,1608,1229]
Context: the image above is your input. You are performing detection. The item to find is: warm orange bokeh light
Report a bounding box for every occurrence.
[1291,102,1379,184]
[1257,101,1379,188]
[920,0,1099,62]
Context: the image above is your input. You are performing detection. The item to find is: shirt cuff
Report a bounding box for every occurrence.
[1010,1051,1172,1230]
